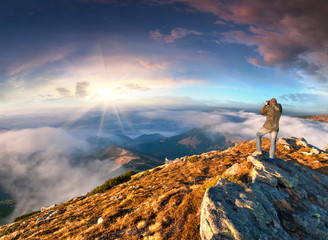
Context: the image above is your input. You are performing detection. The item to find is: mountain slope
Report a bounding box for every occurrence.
[97,145,163,174]
[299,114,328,123]
[138,127,236,159]
[1,137,328,239]
[0,188,15,226]
[135,134,165,144]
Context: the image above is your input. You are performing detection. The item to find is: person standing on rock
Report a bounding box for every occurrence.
[253,98,282,161]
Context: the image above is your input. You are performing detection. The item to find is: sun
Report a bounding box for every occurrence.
[96,88,114,101]
[87,85,120,103]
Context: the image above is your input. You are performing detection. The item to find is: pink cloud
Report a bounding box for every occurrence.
[150,27,202,43]
[147,0,328,81]
[138,60,168,70]
[214,20,227,25]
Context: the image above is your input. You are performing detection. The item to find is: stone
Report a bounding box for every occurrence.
[296,137,309,147]
[323,145,328,153]
[291,213,328,239]
[310,148,320,155]
[302,151,312,156]
[200,154,328,240]
[97,217,104,224]
[37,210,56,222]
[224,163,240,176]
[278,137,291,150]
[41,204,57,212]
[247,155,298,188]
[200,179,292,240]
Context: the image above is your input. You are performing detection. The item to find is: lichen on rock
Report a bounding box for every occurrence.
[200,152,328,240]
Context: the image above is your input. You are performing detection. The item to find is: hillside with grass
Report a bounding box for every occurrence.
[298,114,328,123]
[1,137,328,239]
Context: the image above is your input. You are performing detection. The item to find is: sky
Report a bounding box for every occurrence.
[2,0,328,225]
[0,0,328,114]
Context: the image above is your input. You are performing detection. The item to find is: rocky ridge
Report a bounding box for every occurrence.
[0,137,328,239]
[201,153,328,239]
[308,114,328,123]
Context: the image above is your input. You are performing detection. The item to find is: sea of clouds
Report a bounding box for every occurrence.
[0,108,327,224]
[0,127,120,224]
[141,109,328,148]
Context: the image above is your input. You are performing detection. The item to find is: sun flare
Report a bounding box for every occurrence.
[87,85,120,103]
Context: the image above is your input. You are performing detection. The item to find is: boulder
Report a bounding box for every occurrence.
[295,137,309,147]
[200,154,328,240]
[200,178,292,240]
[277,137,291,150]
[322,145,328,153]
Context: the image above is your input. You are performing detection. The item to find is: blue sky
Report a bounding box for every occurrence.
[1,0,327,114]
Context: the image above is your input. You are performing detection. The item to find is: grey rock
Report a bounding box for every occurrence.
[200,141,328,240]
[37,210,56,222]
[200,179,292,240]
[310,148,320,155]
[295,137,309,147]
[224,163,240,176]
[248,155,298,188]
[322,145,328,153]
[97,217,104,224]
[277,137,291,150]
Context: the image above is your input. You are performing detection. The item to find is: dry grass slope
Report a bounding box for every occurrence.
[1,138,328,239]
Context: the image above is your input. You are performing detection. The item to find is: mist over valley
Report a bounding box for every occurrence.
[0,108,328,225]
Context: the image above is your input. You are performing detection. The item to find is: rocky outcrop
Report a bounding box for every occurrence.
[200,154,328,240]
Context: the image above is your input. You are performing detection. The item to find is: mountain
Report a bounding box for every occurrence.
[87,134,138,151]
[297,114,328,123]
[96,145,163,175]
[307,114,328,123]
[137,127,236,159]
[87,128,239,160]
[135,133,165,144]
[1,136,328,239]
[0,188,15,226]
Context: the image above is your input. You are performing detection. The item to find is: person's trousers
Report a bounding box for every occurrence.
[256,127,278,159]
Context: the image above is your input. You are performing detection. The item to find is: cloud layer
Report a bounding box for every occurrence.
[148,0,328,82]
[150,27,202,43]
[0,107,327,224]
[141,109,328,149]
[0,127,119,223]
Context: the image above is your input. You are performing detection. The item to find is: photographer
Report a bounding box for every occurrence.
[253,98,282,162]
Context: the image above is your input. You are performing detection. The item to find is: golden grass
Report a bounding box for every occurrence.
[1,137,328,239]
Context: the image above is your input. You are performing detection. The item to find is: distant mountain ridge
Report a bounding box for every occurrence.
[0,127,243,226]
[96,145,163,175]
[135,133,165,144]
[137,127,236,159]
[0,187,15,226]
[298,114,328,123]
[87,127,238,160]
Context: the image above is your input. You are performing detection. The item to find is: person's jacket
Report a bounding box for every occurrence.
[260,103,282,132]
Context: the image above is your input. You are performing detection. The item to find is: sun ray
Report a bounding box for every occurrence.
[97,40,108,77]
[60,103,97,130]
[112,104,126,134]
[97,102,108,139]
